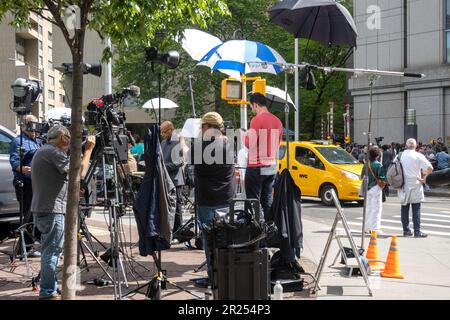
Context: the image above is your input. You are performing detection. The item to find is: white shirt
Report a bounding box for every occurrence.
[399,149,432,180]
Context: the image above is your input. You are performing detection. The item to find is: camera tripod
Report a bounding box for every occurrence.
[77,205,114,283]
[0,116,40,278]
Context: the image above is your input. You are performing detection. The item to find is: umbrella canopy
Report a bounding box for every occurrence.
[142,98,179,110]
[197,40,286,79]
[45,107,72,121]
[181,29,223,61]
[265,85,296,111]
[269,0,357,47]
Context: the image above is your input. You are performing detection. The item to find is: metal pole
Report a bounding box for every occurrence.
[294,38,299,141]
[240,77,247,130]
[285,71,290,169]
[104,37,112,95]
[188,75,196,117]
[361,75,377,249]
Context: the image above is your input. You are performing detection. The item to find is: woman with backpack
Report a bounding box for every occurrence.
[364,146,386,234]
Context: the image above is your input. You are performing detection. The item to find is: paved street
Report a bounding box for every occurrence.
[301,196,450,238]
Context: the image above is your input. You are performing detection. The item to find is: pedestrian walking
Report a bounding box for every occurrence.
[398,138,433,238]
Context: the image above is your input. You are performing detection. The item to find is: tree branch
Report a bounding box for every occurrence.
[43,0,74,51]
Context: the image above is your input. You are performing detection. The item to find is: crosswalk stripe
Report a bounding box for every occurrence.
[422,213,450,218]
[346,221,450,236]
[392,215,450,223]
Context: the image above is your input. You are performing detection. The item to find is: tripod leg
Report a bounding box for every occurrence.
[20,229,31,277]
[79,241,114,282]
[194,260,207,273]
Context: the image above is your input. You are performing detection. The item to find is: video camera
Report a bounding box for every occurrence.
[84,86,140,163]
[375,136,384,145]
[25,116,74,143]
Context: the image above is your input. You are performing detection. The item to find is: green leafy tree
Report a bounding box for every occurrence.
[0,0,228,300]
[115,0,354,140]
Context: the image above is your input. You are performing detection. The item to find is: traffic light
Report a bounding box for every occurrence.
[252,78,266,96]
[221,78,246,104]
[345,136,351,144]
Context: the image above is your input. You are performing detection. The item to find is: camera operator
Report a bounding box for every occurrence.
[9,114,43,256]
[31,126,96,300]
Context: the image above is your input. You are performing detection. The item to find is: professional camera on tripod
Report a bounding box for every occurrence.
[81,85,140,211]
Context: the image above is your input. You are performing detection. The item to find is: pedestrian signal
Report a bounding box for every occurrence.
[221,79,245,104]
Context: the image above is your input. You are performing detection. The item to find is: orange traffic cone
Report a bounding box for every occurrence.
[381,236,404,279]
[366,231,384,271]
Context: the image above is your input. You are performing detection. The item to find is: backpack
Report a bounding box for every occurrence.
[386,152,404,189]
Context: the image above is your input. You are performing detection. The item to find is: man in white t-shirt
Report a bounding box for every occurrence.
[398,138,433,238]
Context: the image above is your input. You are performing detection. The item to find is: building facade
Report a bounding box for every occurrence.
[350,0,450,146]
[0,12,65,130]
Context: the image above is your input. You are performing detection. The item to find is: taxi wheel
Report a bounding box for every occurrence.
[320,185,338,206]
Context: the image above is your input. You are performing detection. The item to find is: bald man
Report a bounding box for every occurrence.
[160,121,185,237]
[9,114,43,255]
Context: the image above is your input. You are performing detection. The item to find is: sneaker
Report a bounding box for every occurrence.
[171,239,180,245]
[403,230,413,237]
[414,232,428,238]
[27,250,41,258]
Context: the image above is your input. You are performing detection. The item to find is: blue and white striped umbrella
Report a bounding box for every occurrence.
[197,40,286,78]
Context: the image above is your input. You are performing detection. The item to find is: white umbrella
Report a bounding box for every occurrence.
[181,29,223,61]
[142,98,179,110]
[265,85,296,111]
[45,107,72,121]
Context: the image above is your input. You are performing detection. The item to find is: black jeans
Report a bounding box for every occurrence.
[245,167,276,218]
[401,203,421,233]
[14,179,39,247]
[172,186,184,233]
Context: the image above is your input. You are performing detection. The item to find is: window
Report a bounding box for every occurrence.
[447,0,450,62]
[48,60,53,70]
[48,46,52,58]
[48,90,55,100]
[60,94,65,103]
[49,104,55,110]
[39,40,43,51]
[48,75,55,86]
[15,51,25,62]
[38,25,43,36]
[316,147,358,165]
[0,131,13,155]
[39,55,43,67]
[295,147,325,170]
[48,31,53,41]
[39,102,45,116]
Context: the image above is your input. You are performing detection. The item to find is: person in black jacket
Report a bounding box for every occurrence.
[161,121,185,236]
[180,112,236,284]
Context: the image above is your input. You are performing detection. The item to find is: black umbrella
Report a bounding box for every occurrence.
[269,0,357,47]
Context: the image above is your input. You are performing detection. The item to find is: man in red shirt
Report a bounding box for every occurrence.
[243,93,283,217]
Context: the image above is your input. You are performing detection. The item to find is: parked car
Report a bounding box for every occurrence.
[0,125,19,223]
[278,140,363,206]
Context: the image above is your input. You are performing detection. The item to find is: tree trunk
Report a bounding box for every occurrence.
[61,31,85,300]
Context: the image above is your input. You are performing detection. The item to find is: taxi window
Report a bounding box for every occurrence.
[295,147,325,170]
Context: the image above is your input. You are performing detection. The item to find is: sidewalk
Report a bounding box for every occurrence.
[1,210,450,300]
[301,217,450,300]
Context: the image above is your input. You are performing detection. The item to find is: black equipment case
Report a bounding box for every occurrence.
[210,199,271,300]
[214,248,270,300]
